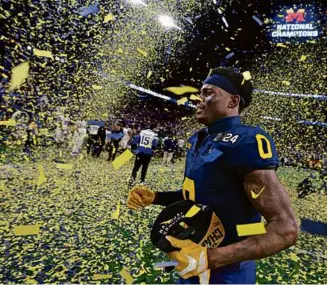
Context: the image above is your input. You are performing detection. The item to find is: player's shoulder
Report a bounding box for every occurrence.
[216,123,274,145]
[236,123,274,144]
[187,128,204,143]
[141,129,150,135]
[186,128,206,150]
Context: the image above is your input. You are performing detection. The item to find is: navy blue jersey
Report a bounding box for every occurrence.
[182,116,279,283]
[163,138,175,152]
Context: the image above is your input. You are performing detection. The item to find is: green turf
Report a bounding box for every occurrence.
[0,150,326,284]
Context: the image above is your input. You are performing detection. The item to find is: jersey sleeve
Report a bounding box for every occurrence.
[133,135,140,145]
[228,128,279,175]
[152,137,158,148]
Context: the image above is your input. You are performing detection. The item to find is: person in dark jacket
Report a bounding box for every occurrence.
[162,135,174,166]
[92,125,106,158]
[24,119,38,155]
[107,122,124,162]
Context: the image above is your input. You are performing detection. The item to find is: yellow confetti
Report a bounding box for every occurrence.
[277,43,287,48]
[111,201,120,220]
[37,165,47,186]
[181,117,187,120]
[137,48,148,57]
[25,278,38,284]
[236,223,266,237]
[282,81,291,86]
[133,269,146,278]
[289,252,300,262]
[112,149,134,170]
[177,97,188,105]
[33,48,54,60]
[164,86,199,95]
[9,62,29,91]
[93,274,112,280]
[300,55,307,61]
[147,71,152,79]
[103,13,115,23]
[13,225,40,236]
[242,71,252,81]
[185,205,201,218]
[56,163,74,170]
[0,119,16,127]
[189,94,202,101]
[92,85,103,90]
[120,268,134,284]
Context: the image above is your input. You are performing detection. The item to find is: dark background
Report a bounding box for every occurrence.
[153,0,326,97]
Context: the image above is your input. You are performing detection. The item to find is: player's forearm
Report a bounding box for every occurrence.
[208,219,299,269]
[152,190,184,206]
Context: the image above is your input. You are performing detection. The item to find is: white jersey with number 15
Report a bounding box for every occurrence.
[139,129,157,149]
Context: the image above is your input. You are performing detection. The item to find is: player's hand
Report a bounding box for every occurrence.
[127,184,155,210]
[166,236,210,284]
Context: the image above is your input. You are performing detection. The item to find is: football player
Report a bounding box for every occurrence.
[127,67,298,284]
[129,124,158,185]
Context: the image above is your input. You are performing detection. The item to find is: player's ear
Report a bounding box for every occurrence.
[228,95,240,109]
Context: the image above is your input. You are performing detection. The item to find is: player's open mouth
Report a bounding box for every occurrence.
[196,105,205,114]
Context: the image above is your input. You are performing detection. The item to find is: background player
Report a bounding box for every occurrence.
[129,124,158,185]
[162,133,175,166]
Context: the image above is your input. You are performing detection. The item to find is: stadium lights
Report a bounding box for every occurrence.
[128,0,147,6]
[158,15,181,30]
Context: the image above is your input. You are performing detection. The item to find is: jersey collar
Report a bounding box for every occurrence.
[207,116,241,134]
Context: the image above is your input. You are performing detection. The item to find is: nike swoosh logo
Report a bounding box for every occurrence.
[178,255,197,276]
[251,187,265,199]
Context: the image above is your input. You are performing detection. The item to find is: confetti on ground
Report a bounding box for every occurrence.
[137,48,148,57]
[37,164,47,186]
[55,163,74,170]
[0,155,326,284]
[92,85,103,90]
[300,55,307,61]
[13,225,40,236]
[112,149,134,170]
[120,268,134,284]
[104,13,115,23]
[0,119,16,127]
[111,201,121,220]
[33,48,54,60]
[92,274,113,280]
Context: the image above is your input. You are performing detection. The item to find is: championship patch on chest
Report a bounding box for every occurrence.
[213,132,239,144]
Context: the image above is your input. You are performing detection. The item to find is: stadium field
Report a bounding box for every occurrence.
[0,153,326,284]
